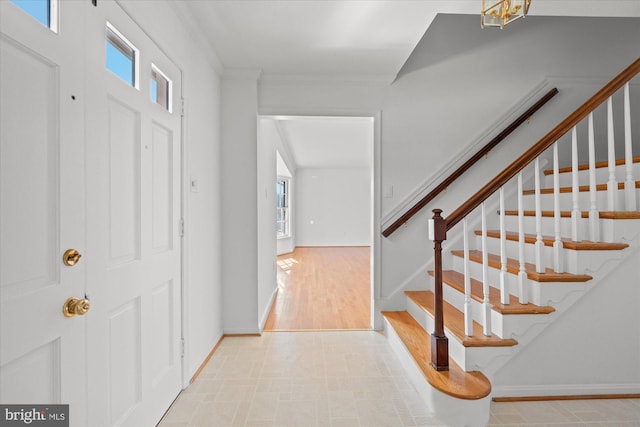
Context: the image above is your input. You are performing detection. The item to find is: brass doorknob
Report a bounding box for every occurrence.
[63,297,90,317]
[63,249,82,266]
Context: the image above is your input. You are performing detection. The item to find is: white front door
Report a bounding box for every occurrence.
[1,1,183,426]
[0,1,87,425]
[84,2,183,426]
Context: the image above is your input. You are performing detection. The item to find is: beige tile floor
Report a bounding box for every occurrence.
[158,331,640,427]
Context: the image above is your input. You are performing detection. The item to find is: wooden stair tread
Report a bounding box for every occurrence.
[382,311,491,400]
[502,210,640,219]
[451,250,593,282]
[522,181,640,195]
[428,270,555,315]
[475,229,629,251]
[543,156,640,176]
[404,290,518,347]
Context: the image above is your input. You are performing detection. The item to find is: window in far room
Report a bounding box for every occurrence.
[276,178,289,238]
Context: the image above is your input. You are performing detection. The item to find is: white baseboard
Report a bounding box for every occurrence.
[493,383,640,398]
[259,286,279,331]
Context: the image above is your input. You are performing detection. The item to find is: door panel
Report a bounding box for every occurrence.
[107,97,141,266]
[0,2,86,425]
[0,35,59,299]
[84,2,183,426]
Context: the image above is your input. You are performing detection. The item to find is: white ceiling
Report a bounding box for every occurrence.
[177,0,639,170]
[275,116,374,170]
[179,0,640,80]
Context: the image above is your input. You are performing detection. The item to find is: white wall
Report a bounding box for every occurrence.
[493,245,640,396]
[257,119,279,330]
[296,168,372,247]
[221,71,261,334]
[118,0,224,383]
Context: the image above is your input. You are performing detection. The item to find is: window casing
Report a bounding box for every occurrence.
[276,178,290,238]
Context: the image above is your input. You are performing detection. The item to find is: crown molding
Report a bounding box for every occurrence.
[260,73,395,86]
[222,68,263,81]
[167,0,224,74]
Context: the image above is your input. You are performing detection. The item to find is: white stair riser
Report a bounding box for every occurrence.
[406,296,468,370]
[543,163,640,189]
[503,215,590,240]
[474,235,626,275]
[406,294,516,372]
[383,318,492,427]
[442,282,553,338]
[442,282,506,337]
[518,188,639,212]
[450,254,590,306]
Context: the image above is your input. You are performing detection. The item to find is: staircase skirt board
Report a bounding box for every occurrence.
[382,312,491,427]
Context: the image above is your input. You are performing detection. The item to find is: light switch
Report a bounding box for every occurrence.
[190,177,199,193]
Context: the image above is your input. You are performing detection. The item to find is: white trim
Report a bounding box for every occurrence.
[260,73,396,85]
[50,0,58,33]
[493,383,640,398]
[163,0,224,74]
[259,287,279,331]
[222,68,263,81]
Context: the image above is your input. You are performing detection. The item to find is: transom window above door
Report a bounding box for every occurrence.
[11,0,58,32]
[106,22,139,88]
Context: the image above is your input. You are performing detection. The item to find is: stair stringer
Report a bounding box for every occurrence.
[489,240,640,397]
[479,235,640,382]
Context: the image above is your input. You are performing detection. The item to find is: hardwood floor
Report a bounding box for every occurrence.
[264,246,371,330]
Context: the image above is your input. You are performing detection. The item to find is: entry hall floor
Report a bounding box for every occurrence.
[158,331,640,427]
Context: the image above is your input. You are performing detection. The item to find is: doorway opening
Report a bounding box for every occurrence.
[257,115,375,331]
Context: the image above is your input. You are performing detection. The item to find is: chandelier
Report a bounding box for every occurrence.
[481,0,531,28]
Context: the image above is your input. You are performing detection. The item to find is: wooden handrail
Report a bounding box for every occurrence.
[446,57,640,231]
[382,88,559,237]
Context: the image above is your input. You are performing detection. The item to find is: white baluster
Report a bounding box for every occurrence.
[534,157,544,273]
[571,126,580,242]
[481,202,492,336]
[463,217,473,337]
[499,187,509,305]
[607,96,618,211]
[588,113,600,241]
[518,172,528,304]
[553,142,564,273]
[624,83,636,211]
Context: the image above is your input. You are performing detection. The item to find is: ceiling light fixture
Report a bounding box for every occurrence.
[481,0,531,29]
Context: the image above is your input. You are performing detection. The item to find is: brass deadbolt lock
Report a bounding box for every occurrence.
[63,249,82,266]
[63,297,90,318]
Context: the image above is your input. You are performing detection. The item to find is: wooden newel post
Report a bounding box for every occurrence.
[430,209,449,371]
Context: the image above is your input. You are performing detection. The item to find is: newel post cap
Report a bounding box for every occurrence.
[428,209,447,241]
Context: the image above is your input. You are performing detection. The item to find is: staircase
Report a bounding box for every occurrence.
[382,59,640,427]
